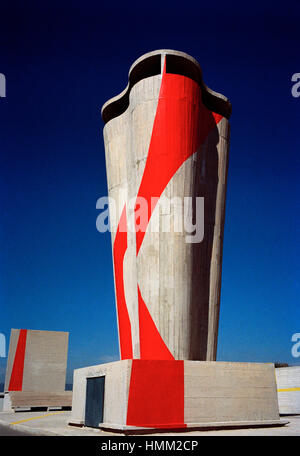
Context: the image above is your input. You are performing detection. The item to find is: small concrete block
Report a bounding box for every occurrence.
[69,360,284,432]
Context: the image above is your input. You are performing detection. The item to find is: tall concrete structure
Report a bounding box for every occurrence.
[4,329,72,411]
[102,50,230,362]
[70,50,283,431]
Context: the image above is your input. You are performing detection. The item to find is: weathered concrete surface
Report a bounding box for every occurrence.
[275,366,300,414]
[22,330,68,392]
[104,76,161,359]
[5,329,69,393]
[184,361,280,424]
[70,360,131,427]
[102,50,231,361]
[0,410,107,436]
[4,329,19,391]
[4,329,69,411]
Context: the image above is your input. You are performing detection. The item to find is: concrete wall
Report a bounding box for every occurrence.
[70,360,281,430]
[102,50,231,361]
[103,76,161,360]
[275,366,300,414]
[70,360,132,426]
[5,329,69,392]
[184,361,279,424]
[4,328,19,391]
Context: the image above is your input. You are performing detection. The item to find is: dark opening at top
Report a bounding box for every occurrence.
[101,51,231,124]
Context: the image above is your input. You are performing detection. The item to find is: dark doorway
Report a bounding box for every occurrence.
[85,376,105,428]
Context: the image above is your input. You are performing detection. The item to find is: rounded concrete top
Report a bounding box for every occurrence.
[101,49,232,124]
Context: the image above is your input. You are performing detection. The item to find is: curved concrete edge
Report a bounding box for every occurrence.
[0,418,59,436]
[101,49,232,123]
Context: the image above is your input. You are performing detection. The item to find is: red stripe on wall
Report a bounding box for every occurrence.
[8,329,27,391]
[113,205,133,359]
[134,64,223,360]
[126,359,185,428]
[138,287,174,360]
[112,66,223,361]
[135,63,223,255]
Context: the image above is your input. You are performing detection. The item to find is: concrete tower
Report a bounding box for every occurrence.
[70,50,282,431]
[102,50,231,362]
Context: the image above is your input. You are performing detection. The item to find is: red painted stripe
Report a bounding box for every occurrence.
[8,329,27,391]
[138,287,174,360]
[113,205,133,359]
[135,62,223,255]
[134,64,223,360]
[126,359,185,428]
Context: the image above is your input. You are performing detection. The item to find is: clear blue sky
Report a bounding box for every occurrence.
[0,1,299,384]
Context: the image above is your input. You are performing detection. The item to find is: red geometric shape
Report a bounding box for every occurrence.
[113,205,133,359]
[126,359,185,428]
[138,286,174,360]
[134,63,223,358]
[8,329,27,391]
[135,61,223,255]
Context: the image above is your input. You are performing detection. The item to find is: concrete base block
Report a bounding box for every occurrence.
[69,360,285,432]
[3,391,72,412]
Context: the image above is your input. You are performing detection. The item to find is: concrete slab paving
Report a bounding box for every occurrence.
[0,411,114,436]
[0,411,299,436]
